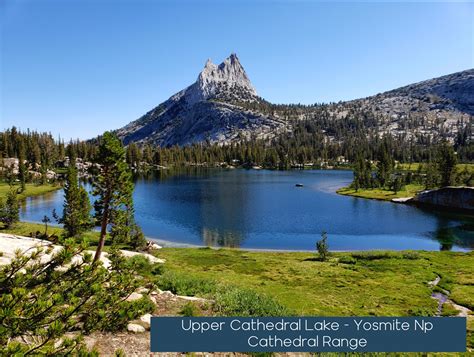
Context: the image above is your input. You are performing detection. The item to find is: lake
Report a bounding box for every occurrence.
[20,169,474,251]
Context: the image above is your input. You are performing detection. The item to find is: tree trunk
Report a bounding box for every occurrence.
[93,206,108,264]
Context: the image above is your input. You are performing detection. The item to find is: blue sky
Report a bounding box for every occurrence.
[1,0,473,140]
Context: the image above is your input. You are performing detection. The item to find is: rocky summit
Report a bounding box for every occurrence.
[116,54,285,146]
[115,54,473,147]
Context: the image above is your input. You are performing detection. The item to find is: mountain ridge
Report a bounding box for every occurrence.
[115,54,473,147]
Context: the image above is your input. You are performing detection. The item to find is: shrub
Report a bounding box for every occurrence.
[156,271,216,296]
[401,251,420,260]
[156,271,291,317]
[124,254,164,276]
[338,256,357,265]
[213,287,290,316]
[351,251,394,260]
[180,302,198,317]
[114,349,126,357]
[151,263,165,275]
[0,241,153,354]
[126,254,152,275]
[316,231,329,261]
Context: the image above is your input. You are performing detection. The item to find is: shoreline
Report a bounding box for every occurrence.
[145,236,473,253]
[3,228,473,255]
[13,221,472,253]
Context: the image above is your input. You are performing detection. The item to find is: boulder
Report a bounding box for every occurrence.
[127,323,145,333]
[159,290,175,298]
[176,295,210,303]
[126,292,143,302]
[140,313,153,326]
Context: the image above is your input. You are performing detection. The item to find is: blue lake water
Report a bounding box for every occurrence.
[20,169,474,251]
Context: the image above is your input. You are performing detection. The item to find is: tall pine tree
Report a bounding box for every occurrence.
[59,155,93,237]
[437,142,457,187]
[92,132,144,262]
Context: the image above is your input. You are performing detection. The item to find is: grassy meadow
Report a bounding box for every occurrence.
[0,182,61,200]
[337,184,424,201]
[396,163,474,174]
[154,247,474,351]
[157,248,473,316]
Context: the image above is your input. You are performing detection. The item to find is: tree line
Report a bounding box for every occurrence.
[351,140,463,192]
[1,120,472,176]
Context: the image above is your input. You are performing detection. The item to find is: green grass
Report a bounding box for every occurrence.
[0,182,61,200]
[396,162,474,174]
[157,248,473,317]
[156,248,474,351]
[336,184,424,201]
[1,221,63,237]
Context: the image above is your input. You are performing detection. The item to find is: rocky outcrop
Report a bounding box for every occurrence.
[412,187,474,211]
[0,233,165,267]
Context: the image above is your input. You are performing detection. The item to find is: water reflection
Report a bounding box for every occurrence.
[433,223,474,251]
[198,171,248,247]
[411,205,474,250]
[202,228,244,248]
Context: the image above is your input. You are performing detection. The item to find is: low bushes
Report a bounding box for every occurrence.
[341,251,420,262]
[338,256,357,265]
[126,254,164,277]
[351,251,395,260]
[156,271,217,296]
[179,302,199,317]
[213,287,290,316]
[155,270,290,317]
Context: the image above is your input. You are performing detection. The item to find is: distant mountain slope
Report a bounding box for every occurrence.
[370,69,474,115]
[318,69,474,142]
[115,54,473,147]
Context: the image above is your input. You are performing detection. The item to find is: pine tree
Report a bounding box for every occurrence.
[18,147,27,193]
[60,156,93,237]
[316,231,329,261]
[424,162,439,189]
[437,142,457,187]
[0,240,154,355]
[0,189,19,228]
[353,153,371,190]
[376,145,394,188]
[92,132,141,262]
[42,215,51,237]
[391,176,403,194]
